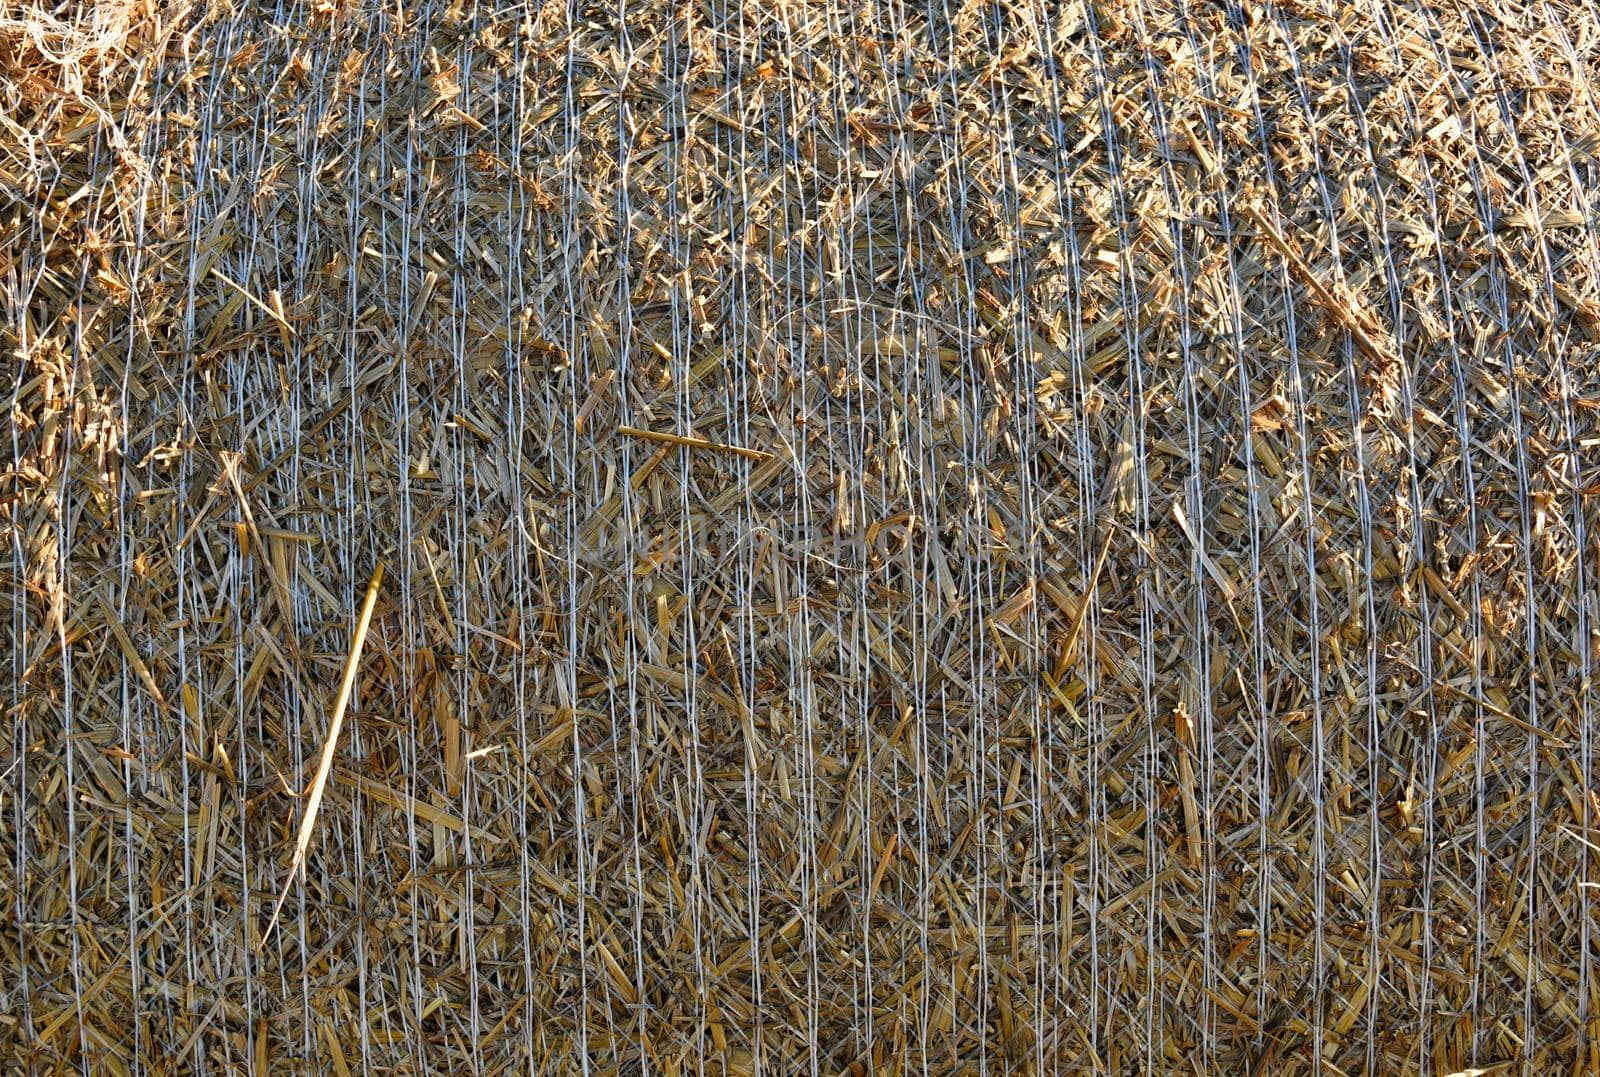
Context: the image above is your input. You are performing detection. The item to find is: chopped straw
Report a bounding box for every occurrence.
[4,0,1600,1072]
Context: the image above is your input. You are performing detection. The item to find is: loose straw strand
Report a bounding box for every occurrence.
[259,564,385,950]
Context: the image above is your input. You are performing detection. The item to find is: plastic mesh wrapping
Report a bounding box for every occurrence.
[5,0,1600,1070]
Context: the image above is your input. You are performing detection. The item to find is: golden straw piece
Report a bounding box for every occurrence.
[616,424,773,461]
[259,564,384,950]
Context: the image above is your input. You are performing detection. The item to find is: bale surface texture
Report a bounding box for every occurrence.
[5,0,1600,1072]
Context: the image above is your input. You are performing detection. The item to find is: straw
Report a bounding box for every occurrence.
[258,563,384,950]
[3,0,1599,1071]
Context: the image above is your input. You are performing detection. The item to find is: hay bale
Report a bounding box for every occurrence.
[3,0,1598,1071]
